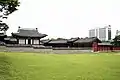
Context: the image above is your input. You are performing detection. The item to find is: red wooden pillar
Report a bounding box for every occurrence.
[92,42,98,52]
[99,46,101,51]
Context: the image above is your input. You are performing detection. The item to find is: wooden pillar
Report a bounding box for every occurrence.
[92,42,98,52]
[39,39,40,45]
[17,39,19,44]
[25,39,26,45]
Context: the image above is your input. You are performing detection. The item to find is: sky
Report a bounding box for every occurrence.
[4,0,120,39]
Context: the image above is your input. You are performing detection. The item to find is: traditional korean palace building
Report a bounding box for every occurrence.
[0,27,102,48]
[42,37,101,47]
[4,27,47,45]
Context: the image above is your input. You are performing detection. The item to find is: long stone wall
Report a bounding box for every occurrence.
[0,46,92,53]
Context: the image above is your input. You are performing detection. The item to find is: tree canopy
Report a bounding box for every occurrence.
[0,0,20,16]
[0,0,20,31]
[111,35,120,46]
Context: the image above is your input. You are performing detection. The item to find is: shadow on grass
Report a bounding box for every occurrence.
[0,53,12,80]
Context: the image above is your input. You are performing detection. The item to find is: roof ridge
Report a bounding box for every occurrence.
[19,28,36,30]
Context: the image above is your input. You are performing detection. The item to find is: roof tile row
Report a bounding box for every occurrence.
[41,37,101,44]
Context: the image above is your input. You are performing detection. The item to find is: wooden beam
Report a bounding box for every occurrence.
[32,39,34,45]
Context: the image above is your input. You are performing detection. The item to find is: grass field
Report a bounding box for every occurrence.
[0,52,120,80]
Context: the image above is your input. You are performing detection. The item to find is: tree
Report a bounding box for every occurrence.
[111,35,120,46]
[0,0,20,16]
[0,0,20,32]
[0,23,9,31]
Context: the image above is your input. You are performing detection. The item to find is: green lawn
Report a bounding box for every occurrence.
[0,52,120,80]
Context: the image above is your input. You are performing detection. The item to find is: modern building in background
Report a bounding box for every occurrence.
[89,25,111,41]
[116,30,120,36]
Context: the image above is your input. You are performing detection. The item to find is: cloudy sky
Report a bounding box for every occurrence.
[5,0,120,39]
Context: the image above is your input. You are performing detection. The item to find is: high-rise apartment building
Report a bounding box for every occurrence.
[89,25,111,41]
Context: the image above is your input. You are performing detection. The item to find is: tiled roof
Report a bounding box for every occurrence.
[12,28,47,38]
[49,39,68,44]
[74,37,101,43]
[67,37,79,42]
[4,36,17,41]
[42,37,101,44]
[41,39,51,43]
